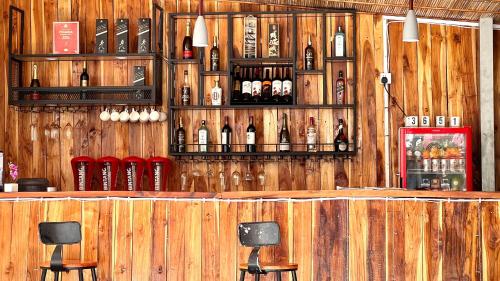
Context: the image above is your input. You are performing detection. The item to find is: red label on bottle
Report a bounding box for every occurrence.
[183,50,193,59]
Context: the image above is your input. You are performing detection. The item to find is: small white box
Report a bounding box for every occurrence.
[420,116,430,127]
[450,116,461,127]
[405,116,419,127]
[436,116,446,127]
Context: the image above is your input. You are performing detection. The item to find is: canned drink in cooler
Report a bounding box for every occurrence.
[423,159,431,172]
[441,159,449,172]
[458,158,465,171]
[449,159,457,172]
[432,159,440,172]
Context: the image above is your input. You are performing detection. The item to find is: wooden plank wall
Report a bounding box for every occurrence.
[0,0,498,191]
[0,198,499,280]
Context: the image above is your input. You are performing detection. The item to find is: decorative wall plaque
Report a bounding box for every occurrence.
[244,16,257,58]
[268,23,279,58]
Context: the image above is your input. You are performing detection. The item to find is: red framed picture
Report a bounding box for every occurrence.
[53,22,80,54]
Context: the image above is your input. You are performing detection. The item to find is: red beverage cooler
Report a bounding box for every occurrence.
[71,156,96,191]
[146,157,172,191]
[96,156,120,191]
[121,156,145,191]
[399,127,473,191]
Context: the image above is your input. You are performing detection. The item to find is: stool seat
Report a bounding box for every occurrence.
[40,260,97,270]
[239,262,298,271]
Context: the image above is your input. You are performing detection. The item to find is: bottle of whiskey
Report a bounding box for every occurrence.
[279,113,291,152]
[242,67,252,102]
[246,116,257,152]
[30,64,41,100]
[336,71,345,104]
[306,117,317,152]
[183,21,193,59]
[261,68,272,102]
[80,61,89,99]
[251,68,262,103]
[176,117,186,153]
[334,26,346,57]
[334,119,348,152]
[272,67,282,103]
[232,66,242,102]
[181,70,190,106]
[210,35,219,71]
[198,120,209,152]
[305,34,314,70]
[211,79,222,106]
[221,116,232,153]
[282,68,293,104]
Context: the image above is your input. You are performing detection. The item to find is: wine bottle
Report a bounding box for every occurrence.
[282,67,293,104]
[336,71,346,104]
[334,119,348,152]
[210,35,220,71]
[271,67,282,104]
[261,68,272,102]
[305,34,314,70]
[221,116,232,153]
[198,120,209,153]
[242,67,252,102]
[176,117,186,153]
[80,61,89,99]
[307,117,317,152]
[232,65,242,102]
[181,70,190,106]
[211,79,222,106]
[246,116,257,152]
[30,64,41,100]
[251,68,262,103]
[334,26,346,57]
[279,113,291,152]
[183,21,193,59]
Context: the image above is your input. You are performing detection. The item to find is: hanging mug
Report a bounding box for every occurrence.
[139,108,150,123]
[158,111,168,122]
[129,108,140,123]
[110,109,120,122]
[119,108,130,123]
[99,108,111,122]
[149,107,160,122]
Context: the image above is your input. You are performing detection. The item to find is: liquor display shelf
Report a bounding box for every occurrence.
[230,57,294,64]
[169,104,355,110]
[200,71,230,76]
[7,4,165,107]
[325,56,355,62]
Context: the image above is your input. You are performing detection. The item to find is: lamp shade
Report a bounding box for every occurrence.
[403,9,419,42]
[193,15,208,47]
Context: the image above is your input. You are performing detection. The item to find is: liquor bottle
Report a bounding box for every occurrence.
[182,21,193,59]
[181,70,190,106]
[334,26,346,57]
[306,117,317,152]
[80,61,89,99]
[211,79,222,106]
[334,119,348,152]
[242,67,252,102]
[251,67,262,103]
[210,35,220,71]
[271,67,282,103]
[246,116,257,152]
[305,34,314,70]
[198,120,209,153]
[176,117,186,153]
[221,116,232,153]
[232,65,242,102]
[282,67,293,104]
[261,68,272,102]
[336,71,346,104]
[30,64,41,100]
[279,113,291,152]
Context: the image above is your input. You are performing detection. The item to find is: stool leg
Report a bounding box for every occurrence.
[91,268,98,281]
[78,269,84,281]
[40,269,47,281]
[292,270,298,281]
[54,271,59,281]
[255,273,260,281]
[276,271,282,281]
[239,270,245,281]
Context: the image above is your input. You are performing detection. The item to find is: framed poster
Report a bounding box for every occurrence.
[53,22,80,54]
[244,16,257,58]
[268,23,280,58]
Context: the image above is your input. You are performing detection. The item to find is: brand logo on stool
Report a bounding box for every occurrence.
[153,164,163,191]
[126,163,137,191]
[77,163,87,191]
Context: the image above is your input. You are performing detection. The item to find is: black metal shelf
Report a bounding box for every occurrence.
[11,53,161,62]
[230,57,293,64]
[169,151,355,157]
[168,59,200,64]
[325,56,355,62]
[169,104,355,110]
[296,69,324,75]
[200,71,230,76]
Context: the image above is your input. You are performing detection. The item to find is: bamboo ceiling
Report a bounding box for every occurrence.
[230,0,500,22]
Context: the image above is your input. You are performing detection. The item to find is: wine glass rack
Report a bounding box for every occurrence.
[7,4,164,106]
[168,9,358,159]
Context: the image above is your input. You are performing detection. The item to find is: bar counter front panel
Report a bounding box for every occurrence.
[0,190,498,281]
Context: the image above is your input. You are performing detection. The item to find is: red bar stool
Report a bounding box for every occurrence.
[38,222,97,281]
[238,221,298,281]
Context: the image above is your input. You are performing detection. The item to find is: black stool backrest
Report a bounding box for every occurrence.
[238,221,280,247]
[39,221,82,245]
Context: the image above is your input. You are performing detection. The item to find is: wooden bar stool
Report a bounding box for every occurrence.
[238,221,298,281]
[38,221,97,281]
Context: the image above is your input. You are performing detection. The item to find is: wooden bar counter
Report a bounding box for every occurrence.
[1,189,499,281]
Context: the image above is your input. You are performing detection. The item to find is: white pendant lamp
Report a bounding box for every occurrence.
[403,0,419,42]
[193,0,208,47]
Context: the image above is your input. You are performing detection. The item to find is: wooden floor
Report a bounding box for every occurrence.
[0,196,499,281]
